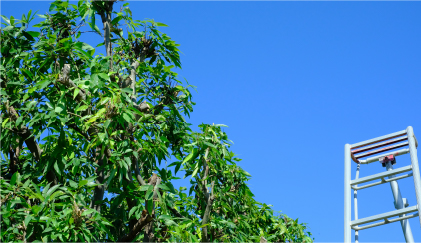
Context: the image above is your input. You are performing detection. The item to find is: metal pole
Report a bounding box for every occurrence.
[407,126,421,227]
[354,163,360,243]
[385,161,414,243]
[345,144,352,243]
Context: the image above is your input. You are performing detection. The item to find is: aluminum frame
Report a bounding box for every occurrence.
[344,126,421,243]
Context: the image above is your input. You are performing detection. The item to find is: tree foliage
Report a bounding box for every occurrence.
[0,1,313,242]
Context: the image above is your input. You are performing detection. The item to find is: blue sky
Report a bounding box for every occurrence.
[2,1,421,242]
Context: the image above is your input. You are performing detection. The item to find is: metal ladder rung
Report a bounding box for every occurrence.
[352,136,408,154]
[352,213,419,231]
[352,172,413,190]
[355,142,409,159]
[350,205,418,227]
[351,130,407,149]
[350,165,412,186]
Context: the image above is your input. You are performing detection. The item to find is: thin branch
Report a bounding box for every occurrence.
[134,158,147,186]
[67,123,90,141]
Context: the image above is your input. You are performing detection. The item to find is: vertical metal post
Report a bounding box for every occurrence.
[385,162,414,243]
[354,163,360,243]
[345,144,352,243]
[407,126,421,227]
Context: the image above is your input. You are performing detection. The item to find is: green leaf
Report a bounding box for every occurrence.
[82,209,95,216]
[279,224,287,235]
[15,115,23,127]
[22,69,33,80]
[158,184,170,191]
[88,9,96,32]
[145,185,154,200]
[139,185,152,192]
[46,185,60,198]
[1,15,10,25]
[40,216,50,221]
[26,31,40,38]
[98,73,110,81]
[42,227,53,234]
[2,118,9,128]
[128,206,137,218]
[10,172,19,186]
[175,162,182,175]
[96,107,106,117]
[182,148,197,165]
[146,199,153,215]
[191,163,200,178]
[54,162,61,176]
[122,113,133,123]
[155,22,169,27]
[82,42,94,51]
[121,88,132,93]
[203,142,217,149]
[165,182,176,194]
[78,180,88,187]
[55,106,63,113]
[2,25,13,32]
[24,215,33,227]
[106,167,117,185]
[104,119,111,129]
[71,165,78,176]
[242,170,251,177]
[45,102,54,109]
[90,73,99,87]
[98,133,106,142]
[76,105,89,112]
[50,191,64,200]
[164,219,178,226]
[68,179,78,188]
[73,88,80,100]
[87,116,98,123]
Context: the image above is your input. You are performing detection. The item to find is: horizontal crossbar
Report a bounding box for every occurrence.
[350,205,418,227]
[351,173,413,190]
[359,148,410,164]
[351,130,407,149]
[351,213,419,231]
[350,165,412,186]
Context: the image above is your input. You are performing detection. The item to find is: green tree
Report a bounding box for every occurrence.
[0,0,313,242]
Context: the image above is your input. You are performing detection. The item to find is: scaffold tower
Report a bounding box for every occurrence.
[344,126,421,243]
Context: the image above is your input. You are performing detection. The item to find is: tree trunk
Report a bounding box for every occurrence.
[143,173,161,242]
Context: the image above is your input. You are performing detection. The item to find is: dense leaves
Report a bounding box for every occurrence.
[0,0,313,242]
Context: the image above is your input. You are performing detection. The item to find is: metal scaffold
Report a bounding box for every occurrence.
[344,126,421,243]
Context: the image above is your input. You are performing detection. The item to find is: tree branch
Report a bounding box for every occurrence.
[90,147,106,213]
[134,158,147,186]
[200,148,214,242]
[117,209,153,242]
[5,102,42,162]
[67,123,90,141]
[143,173,160,242]
[57,64,90,102]
[5,101,59,186]
[201,181,215,242]
[97,1,114,65]
[168,206,184,219]
[124,170,139,230]
[201,148,210,202]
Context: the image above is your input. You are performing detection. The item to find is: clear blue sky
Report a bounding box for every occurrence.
[3,1,421,242]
